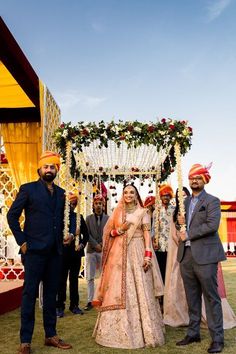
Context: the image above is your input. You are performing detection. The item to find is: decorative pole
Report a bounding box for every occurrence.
[174,142,186,231]
[75,177,82,250]
[153,167,161,249]
[63,141,72,240]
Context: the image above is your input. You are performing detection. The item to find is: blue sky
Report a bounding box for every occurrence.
[1,0,236,200]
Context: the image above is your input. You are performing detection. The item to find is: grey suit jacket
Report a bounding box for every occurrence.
[177,190,226,265]
[85,213,109,253]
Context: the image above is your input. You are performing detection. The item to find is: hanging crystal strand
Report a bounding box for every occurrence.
[86,177,93,216]
[153,166,161,249]
[63,141,72,240]
[75,176,82,250]
[107,175,112,215]
[174,142,186,231]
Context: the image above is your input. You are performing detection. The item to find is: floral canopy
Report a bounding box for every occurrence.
[53,118,193,183]
[53,118,192,248]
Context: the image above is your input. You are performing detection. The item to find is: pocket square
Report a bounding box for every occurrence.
[199,206,206,212]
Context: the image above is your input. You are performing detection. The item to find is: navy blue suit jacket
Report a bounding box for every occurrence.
[7,179,76,255]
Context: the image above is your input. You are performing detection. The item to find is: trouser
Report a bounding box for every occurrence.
[155,250,167,284]
[20,251,61,343]
[85,252,102,302]
[180,247,224,342]
[57,251,82,309]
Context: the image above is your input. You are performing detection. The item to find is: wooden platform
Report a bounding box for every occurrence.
[0,280,23,315]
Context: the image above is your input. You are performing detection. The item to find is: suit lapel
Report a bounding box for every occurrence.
[189,190,207,227]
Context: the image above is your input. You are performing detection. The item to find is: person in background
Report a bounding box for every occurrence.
[152,184,175,284]
[143,195,155,227]
[176,163,226,354]
[7,151,75,354]
[56,193,89,317]
[84,195,109,311]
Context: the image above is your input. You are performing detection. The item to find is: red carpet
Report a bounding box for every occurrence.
[0,280,23,315]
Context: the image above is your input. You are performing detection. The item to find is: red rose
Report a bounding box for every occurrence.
[127,125,134,132]
[169,124,175,130]
[188,127,193,132]
[82,128,89,136]
[181,120,186,124]
[161,118,166,123]
[60,123,65,128]
[147,125,155,133]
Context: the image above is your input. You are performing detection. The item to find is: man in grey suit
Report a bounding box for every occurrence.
[84,195,109,310]
[176,163,226,354]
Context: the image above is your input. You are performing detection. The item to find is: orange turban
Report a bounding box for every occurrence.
[188,163,211,184]
[68,192,78,206]
[159,184,174,198]
[93,194,105,205]
[144,196,155,208]
[38,151,61,171]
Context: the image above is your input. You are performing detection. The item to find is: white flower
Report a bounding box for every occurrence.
[134,126,141,133]
[62,129,68,138]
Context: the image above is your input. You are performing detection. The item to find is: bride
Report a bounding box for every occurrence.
[92,184,165,349]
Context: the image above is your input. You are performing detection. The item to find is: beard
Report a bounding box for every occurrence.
[42,172,56,182]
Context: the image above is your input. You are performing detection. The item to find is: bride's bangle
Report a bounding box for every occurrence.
[145,249,152,258]
[111,228,124,237]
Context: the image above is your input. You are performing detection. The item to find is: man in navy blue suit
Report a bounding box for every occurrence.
[7,151,76,354]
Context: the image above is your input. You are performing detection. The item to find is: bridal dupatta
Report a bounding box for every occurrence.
[94,198,147,311]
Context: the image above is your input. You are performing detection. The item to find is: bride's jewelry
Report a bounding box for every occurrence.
[125,203,137,213]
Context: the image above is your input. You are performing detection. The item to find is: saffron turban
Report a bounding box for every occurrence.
[188,163,211,184]
[159,184,174,198]
[144,196,155,208]
[68,192,78,206]
[38,151,61,170]
[93,194,105,205]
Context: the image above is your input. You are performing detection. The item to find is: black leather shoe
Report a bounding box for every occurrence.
[176,335,201,346]
[207,341,224,353]
[84,302,93,311]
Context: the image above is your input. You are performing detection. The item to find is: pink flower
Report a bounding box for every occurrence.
[119,136,125,140]
[60,123,65,128]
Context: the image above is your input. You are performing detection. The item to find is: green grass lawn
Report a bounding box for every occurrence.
[1,258,236,354]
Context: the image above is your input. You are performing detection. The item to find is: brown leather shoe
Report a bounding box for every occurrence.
[18,343,31,354]
[45,335,72,349]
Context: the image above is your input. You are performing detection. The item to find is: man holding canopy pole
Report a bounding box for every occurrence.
[176,163,226,354]
[7,151,76,353]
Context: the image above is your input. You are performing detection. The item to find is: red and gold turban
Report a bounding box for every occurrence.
[38,151,61,171]
[68,192,78,206]
[159,184,174,198]
[188,163,211,184]
[93,194,105,205]
[144,196,155,208]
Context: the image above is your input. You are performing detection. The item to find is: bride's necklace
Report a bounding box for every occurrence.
[125,203,137,213]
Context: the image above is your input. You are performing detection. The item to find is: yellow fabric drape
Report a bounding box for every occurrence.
[1,122,42,188]
[0,61,35,108]
[219,215,228,243]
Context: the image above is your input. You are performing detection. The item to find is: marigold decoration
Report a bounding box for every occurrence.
[174,142,186,231]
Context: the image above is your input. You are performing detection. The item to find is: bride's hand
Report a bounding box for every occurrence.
[120,221,131,232]
[143,259,151,272]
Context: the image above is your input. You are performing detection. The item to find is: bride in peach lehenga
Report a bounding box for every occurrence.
[92,184,165,349]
